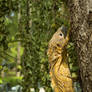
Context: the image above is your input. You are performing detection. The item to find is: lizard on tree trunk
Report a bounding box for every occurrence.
[47,26,74,92]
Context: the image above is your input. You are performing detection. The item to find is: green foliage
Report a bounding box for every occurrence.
[0,78,3,84]
[0,1,23,89]
[67,42,79,80]
[0,0,18,63]
[67,43,82,92]
[2,76,22,86]
[0,0,18,50]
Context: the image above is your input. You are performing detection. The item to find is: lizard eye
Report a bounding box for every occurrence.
[60,33,63,36]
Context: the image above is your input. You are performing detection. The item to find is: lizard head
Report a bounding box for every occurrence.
[49,25,69,48]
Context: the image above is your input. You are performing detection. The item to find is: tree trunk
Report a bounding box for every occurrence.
[16,1,21,77]
[67,0,92,92]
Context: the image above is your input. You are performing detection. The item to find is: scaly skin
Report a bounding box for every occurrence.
[47,27,74,92]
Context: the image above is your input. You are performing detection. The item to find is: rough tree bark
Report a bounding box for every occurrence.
[67,0,92,92]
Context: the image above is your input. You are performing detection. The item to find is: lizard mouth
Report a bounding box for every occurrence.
[60,25,68,38]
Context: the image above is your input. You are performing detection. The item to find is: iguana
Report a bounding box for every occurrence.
[47,26,74,92]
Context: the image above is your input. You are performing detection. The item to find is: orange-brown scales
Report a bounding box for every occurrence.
[47,26,74,92]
